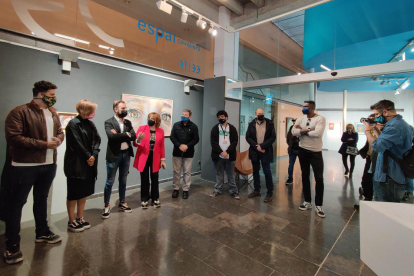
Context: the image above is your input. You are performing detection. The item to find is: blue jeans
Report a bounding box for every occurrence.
[104,151,130,204]
[288,149,298,179]
[213,159,238,195]
[374,177,406,202]
[406,179,414,193]
[252,155,274,196]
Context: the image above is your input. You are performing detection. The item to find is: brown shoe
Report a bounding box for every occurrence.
[248,191,261,198]
[264,195,273,203]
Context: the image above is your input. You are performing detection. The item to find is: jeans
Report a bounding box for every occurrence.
[406,178,414,193]
[361,156,373,200]
[6,164,57,248]
[172,157,193,191]
[213,159,238,195]
[104,151,130,204]
[342,154,356,173]
[298,148,324,206]
[288,149,299,179]
[374,177,406,202]
[252,153,274,196]
[140,151,159,202]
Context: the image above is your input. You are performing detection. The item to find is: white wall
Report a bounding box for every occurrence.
[316,89,414,151]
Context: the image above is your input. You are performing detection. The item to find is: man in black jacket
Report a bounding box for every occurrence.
[210,110,240,199]
[286,119,299,185]
[246,108,276,203]
[170,109,199,199]
[102,100,136,219]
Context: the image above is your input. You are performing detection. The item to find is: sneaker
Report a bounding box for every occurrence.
[101,205,110,219]
[35,230,62,244]
[232,193,240,200]
[153,199,161,208]
[344,170,349,176]
[264,195,273,203]
[119,202,132,213]
[210,191,221,198]
[315,206,326,218]
[141,201,148,209]
[299,201,312,211]
[68,220,84,233]
[172,190,179,198]
[286,178,293,185]
[76,217,91,230]
[248,191,261,198]
[402,191,412,201]
[4,246,23,265]
[182,191,189,199]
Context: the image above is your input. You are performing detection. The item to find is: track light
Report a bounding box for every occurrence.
[156,0,172,14]
[208,25,217,36]
[372,76,379,81]
[196,18,207,29]
[320,64,331,71]
[181,9,188,23]
[387,80,391,85]
[396,80,400,85]
[411,45,414,52]
[380,80,385,85]
[298,73,301,75]
[401,79,411,89]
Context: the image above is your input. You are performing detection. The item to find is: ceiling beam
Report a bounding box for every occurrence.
[214,0,244,16]
[250,0,265,8]
[230,0,331,30]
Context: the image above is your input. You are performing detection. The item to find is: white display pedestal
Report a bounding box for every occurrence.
[360,201,414,276]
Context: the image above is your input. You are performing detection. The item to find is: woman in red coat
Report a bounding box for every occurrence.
[133,112,166,209]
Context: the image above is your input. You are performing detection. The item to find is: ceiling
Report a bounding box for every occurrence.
[272,11,304,47]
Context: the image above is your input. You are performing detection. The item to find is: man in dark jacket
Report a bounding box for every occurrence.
[102,100,136,219]
[4,81,64,265]
[286,119,299,185]
[246,108,276,203]
[210,110,240,199]
[170,109,199,199]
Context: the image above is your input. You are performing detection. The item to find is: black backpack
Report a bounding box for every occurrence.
[384,146,414,179]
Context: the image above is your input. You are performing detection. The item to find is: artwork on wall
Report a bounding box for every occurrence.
[240,115,246,135]
[355,122,365,135]
[328,123,335,130]
[122,94,173,136]
[286,117,295,137]
[58,112,78,130]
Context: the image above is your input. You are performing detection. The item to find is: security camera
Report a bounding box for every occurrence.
[184,79,197,95]
[331,72,338,76]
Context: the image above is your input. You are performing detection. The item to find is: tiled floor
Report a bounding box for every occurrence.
[0,151,383,276]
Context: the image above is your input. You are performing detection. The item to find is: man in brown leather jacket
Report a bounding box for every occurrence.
[3,80,64,265]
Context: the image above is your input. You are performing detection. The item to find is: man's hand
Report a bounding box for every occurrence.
[136,132,145,143]
[179,144,188,152]
[111,129,117,134]
[260,149,265,153]
[161,160,166,169]
[363,122,374,132]
[256,145,263,152]
[300,129,309,136]
[348,138,354,141]
[295,125,302,129]
[51,137,62,147]
[87,156,95,166]
[47,140,59,149]
[220,151,228,158]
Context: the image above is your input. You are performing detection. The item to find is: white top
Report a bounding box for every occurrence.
[114,116,129,150]
[292,114,326,152]
[218,124,230,159]
[13,109,54,166]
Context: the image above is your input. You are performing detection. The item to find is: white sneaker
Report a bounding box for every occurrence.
[101,205,110,219]
[315,206,326,218]
[299,201,312,211]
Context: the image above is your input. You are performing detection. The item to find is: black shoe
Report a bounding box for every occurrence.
[141,201,149,209]
[76,217,91,230]
[354,204,360,210]
[344,170,349,176]
[35,230,62,244]
[68,220,84,233]
[286,178,293,185]
[182,191,189,199]
[4,245,23,265]
[118,202,132,213]
[349,173,353,178]
[172,190,179,198]
[102,205,110,219]
[248,191,261,198]
[152,199,161,208]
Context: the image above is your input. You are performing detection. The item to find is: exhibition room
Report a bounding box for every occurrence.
[0,0,413,275]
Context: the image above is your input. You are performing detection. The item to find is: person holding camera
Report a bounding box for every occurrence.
[338,124,359,178]
[363,100,413,202]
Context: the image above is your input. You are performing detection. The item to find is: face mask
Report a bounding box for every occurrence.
[148,119,155,126]
[375,115,386,124]
[181,116,189,122]
[218,118,226,125]
[302,108,309,115]
[257,115,265,121]
[347,129,352,133]
[87,113,95,120]
[118,110,128,118]
[37,94,56,107]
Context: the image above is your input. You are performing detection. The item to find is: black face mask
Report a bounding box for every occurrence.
[118,110,128,118]
[148,119,155,126]
[218,118,226,125]
[257,115,265,121]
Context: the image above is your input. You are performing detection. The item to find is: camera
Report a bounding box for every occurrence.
[360,117,376,126]
[331,72,338,76]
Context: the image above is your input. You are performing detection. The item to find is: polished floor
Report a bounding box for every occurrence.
[0,151,381,276]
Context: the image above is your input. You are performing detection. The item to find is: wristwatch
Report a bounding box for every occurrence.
[307,128,311,132]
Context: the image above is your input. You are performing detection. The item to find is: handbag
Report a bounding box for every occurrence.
[346,146,359,156]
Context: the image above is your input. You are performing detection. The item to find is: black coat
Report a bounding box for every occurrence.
[246,118,276,163]
[286,125,299,154]
[338,132,359,155]
[210,123,238,161]
[105,117,136,162]
[64,117,101,179]
[170,121,200,158]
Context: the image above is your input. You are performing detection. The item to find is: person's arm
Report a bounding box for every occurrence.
[227,125,239,153]
[55,114,65,143]
[169,125,181,148]
[105,120,131,142]
[160,130,165,160]
[66,122,92,161]
[245,123,257,148]
[292,118,302,137]
[355,133,359,144]
[260,123,276,149]
[187,124,200,147]
[370,126,399,153]
[341,133,348,143]
[287,126,293,144]
[91,123,101,158]
[126,120,137,141]
[308,117,326,138]
[210,126,222,154]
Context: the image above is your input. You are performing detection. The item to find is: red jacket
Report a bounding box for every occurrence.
[133,125,165,173]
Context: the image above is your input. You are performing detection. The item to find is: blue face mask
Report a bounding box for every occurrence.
[375,115,385,124]
[181,116,189,122]
[302,108,309,115]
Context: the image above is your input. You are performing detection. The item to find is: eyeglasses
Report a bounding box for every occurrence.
[306,119,311,126]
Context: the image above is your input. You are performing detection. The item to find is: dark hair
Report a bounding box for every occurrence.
[32,81,57,97]
[113,100,125,111]
[304,100,316,108]
[216,110,228,118]
[370,100,395,112]
[369,113,375,118]
[183,109,192,116]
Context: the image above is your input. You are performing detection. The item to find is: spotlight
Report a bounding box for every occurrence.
[387,80,391,85]
[380,80,385,85]
[396,80,400,85]
[208,25,217,36]
[395,89,401,95]
[320,64,331,71]
[411,45,414,52]
[298,73,301,75]
[196,18,207,29]
[156,0,172,14]
[181,9,188,23]
[109,50,114,54]
[401,79,411,89]
[372,76,379,81]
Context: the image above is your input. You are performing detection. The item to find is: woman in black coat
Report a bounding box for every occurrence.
[338,124,358,178]
[64,100,101,232]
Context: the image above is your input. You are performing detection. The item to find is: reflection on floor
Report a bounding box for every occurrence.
[0,151,383,276]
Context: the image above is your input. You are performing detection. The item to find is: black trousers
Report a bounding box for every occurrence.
[342,154,356,173]
[140,151,159,202]
[361,156,373,200]
[298,148,324,206]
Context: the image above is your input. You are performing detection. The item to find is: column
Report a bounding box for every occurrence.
[343,89,347,131]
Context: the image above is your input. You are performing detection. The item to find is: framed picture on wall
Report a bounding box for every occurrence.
[240,115,245,135]
[58,112,78,130]
[355,122,365,135]
[328,123,335,130]
[286,117,295,137]
[122,94,173,136]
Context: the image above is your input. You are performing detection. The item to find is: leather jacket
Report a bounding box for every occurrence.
[5,101,64,163]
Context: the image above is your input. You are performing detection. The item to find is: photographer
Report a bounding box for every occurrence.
[363,100,413,202]
[338,124,358,178]
[358,114,376,201]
